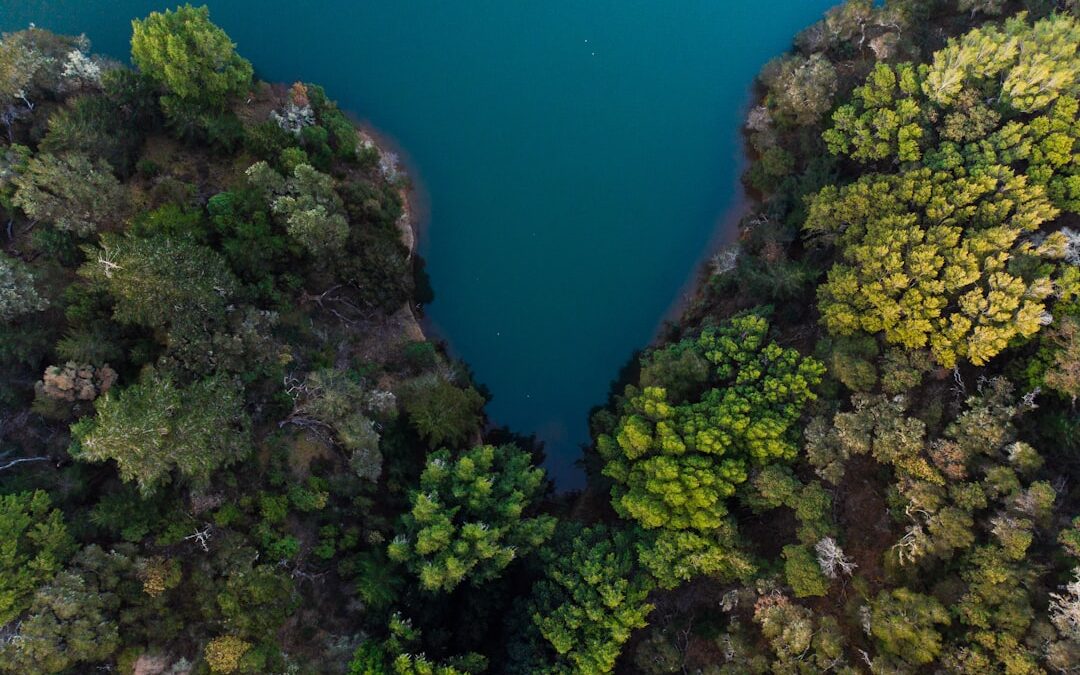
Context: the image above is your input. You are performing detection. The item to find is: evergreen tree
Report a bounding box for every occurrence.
[388,444,554,592]
[70,368,251,494]
[12,152,126,236]
[527,525,654,674]
[599,314,824,531]
[130,4,252,112]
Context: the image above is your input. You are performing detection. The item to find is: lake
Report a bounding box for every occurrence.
[1,0,837,488]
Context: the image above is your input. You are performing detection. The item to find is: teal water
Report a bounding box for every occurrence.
[1,1,836,487]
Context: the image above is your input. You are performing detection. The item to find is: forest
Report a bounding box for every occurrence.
[1,1,1080,673]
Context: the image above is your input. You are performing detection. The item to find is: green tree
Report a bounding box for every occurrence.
[806,166,1062,367]
[388,444,555,592]
[636,523,754,590]
[401,375,485,449]
[12,153,126,236]
[599,314,824,531]
[130,4,252,111]
[0,491,75,626]
[528,525,654,674]
[70,368,251,494]
[79,233,238,332]
[0,250,48,322]
[246,161,349,258]
[0,570,120,674]
[782,544,830,598]
[869,588,950,666]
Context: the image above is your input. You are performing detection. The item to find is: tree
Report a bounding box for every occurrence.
[271,164,348,258]
[286,369,396,481]
[0,250,48,321]
[70,368,251,495]
[401,375,485,449]
[204,636,252,674]
[12,152,125,235]
[79,233,239,332]
[1043,316,1080,403]
[388,444,555,592]
[869,588,950,666]
[0,28,82,112]
[0,570,120,674]
[636,524,754,590]
[0,491,74,626]
[760,53,838,126]
[753,593,852,672]
[782,544,830,597]
[130,4,252,111]
[528,525,654,674]
[806,166,1062,367]
[599,314,824,531]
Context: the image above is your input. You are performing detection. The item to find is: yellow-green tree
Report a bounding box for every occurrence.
[131,4,252,112]
[807,166,1064,366]
[599,314,824,531]
[388,444,555,593]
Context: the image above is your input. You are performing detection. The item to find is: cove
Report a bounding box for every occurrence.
[0,0,837,488]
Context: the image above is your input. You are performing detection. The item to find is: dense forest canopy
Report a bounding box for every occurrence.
[1,1,1080,673]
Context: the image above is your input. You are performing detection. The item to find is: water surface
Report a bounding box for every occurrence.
[1,1,836,487]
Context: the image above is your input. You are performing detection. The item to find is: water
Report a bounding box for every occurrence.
[1,1,837,488]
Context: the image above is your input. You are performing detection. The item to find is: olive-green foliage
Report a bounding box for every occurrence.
[746,465,834,545]
[782,544,829,598]
[0,28,81,108]
[599,314,824,531]
[0,249,49,322]
[760,53,838,127]
[130,4,252,111]
[79,233,239,333]
[247,161,350,259]
[638,341,710,404]
[401,375,485,449]
[869,588,950,666]
[632,628,683,675]
[528,525,654,674]
[1040,316,1080,403]
[0,491,75,627]
[819,335,878,392]
[636,524,755,590]
[215,563,296,640]
[70,368,251,495]
[387,444,554,592]
[40,93,146,176]
[12,153,126,236]
[753,594,852,673]
[0,569,120,674]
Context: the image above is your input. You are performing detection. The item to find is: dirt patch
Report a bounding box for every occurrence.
[836,454,895,590]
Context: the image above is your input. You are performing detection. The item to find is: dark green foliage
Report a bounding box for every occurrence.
[401,375,485,449]
[40,94,145,176]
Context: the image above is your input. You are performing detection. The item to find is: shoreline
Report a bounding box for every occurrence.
[354,122,428,343]
[650,87,759,344]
